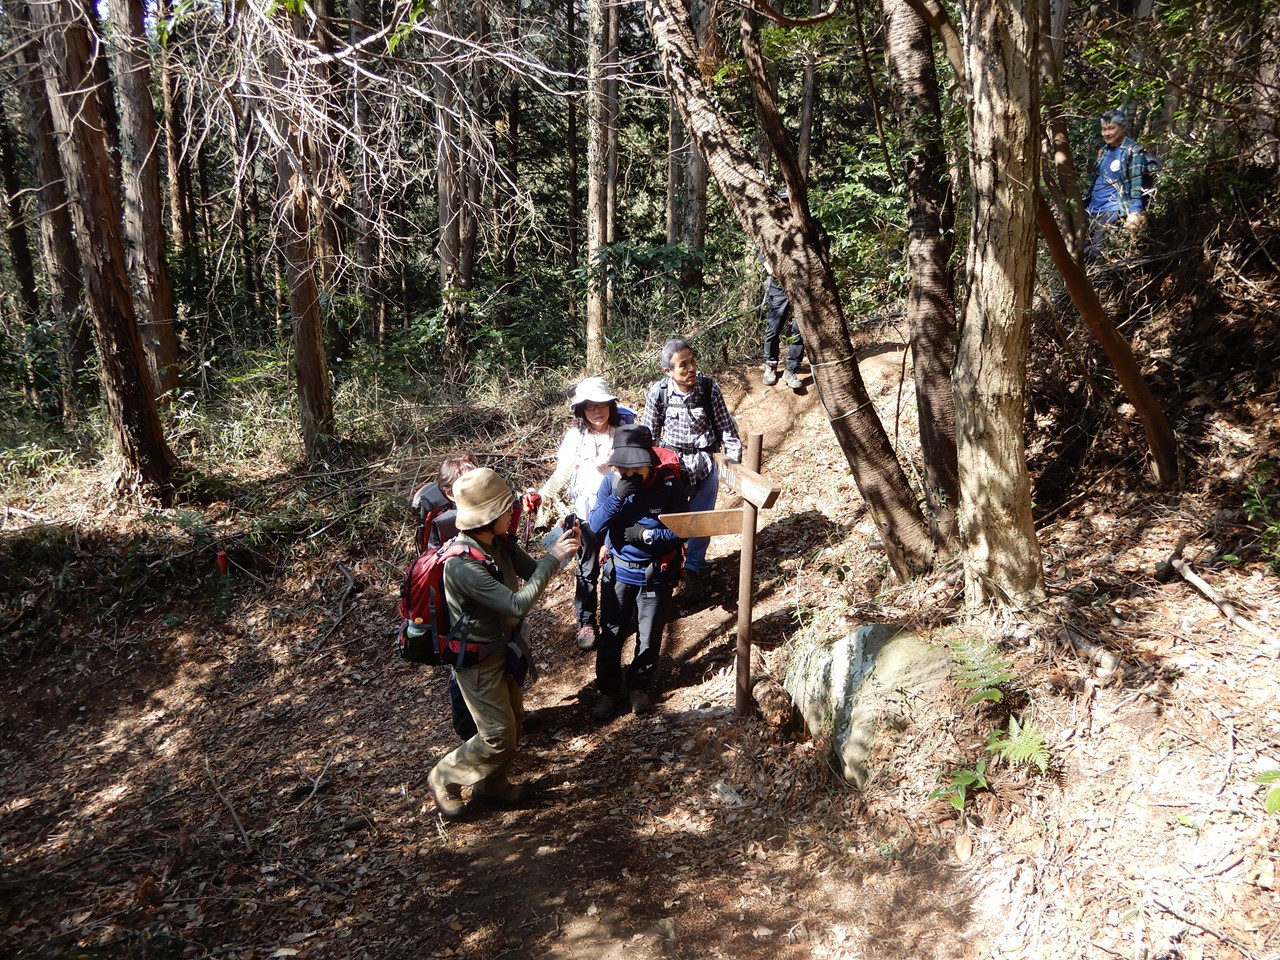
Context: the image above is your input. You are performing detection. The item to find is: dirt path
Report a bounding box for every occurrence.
[3,337,1278,960]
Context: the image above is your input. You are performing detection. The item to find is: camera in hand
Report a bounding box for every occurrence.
[560,512,577,532]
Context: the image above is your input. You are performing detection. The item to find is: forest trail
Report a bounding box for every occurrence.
[3,333,1279,960]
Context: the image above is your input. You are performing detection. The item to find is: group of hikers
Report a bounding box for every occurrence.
[416,338,742,819]
[413,107,1151,819]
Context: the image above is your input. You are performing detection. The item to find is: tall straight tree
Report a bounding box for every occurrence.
[263,27,334,460]
[431,0,482,369]
[18,0,177,490]
[13,30,89,420]
[0,111,41,407]
[108,0,180,403]
[883,0,960,548]
[584,0,612,372]
[647,0,936,579]
[156,0,198,264]
[952,0,1045,607]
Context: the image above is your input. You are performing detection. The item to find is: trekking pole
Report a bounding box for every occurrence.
[523,509,531,550]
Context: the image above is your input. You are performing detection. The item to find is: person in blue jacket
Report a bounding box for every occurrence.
[588,424,689,720]
[1086,109,1150,261]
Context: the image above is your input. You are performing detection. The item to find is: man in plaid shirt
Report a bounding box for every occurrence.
[641,338,742,601]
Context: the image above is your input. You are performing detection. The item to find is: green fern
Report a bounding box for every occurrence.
[949,635,1018,706]
[987,716,1050,774]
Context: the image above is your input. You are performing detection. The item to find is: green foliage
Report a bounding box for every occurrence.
[1256,771,1280,816]
[929,757,988,812]
[948,635,1018,706]
[987,716,1050,775]
[932,637,1050,814]
[1241,462,1280,571]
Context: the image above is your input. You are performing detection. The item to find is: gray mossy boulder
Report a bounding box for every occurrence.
[783,624,951,788]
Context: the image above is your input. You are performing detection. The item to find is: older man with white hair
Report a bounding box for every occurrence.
[1085,108,1152,261]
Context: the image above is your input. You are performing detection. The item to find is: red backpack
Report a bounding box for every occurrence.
[397,540,507,667]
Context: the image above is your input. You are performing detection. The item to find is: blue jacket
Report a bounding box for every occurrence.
[1088,137,1148,216]
[589,469,689,585]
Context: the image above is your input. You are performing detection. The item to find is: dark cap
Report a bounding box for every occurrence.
[606,425,659,469]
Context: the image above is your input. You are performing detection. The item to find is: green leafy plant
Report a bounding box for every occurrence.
[949,635,1018,705]
[1256,771,1280,815]
[987,716,1050,774]
[1241,462,1280,571]
[929,758,989,812]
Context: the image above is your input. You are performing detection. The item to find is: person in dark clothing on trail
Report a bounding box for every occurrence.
[587,425,689,720]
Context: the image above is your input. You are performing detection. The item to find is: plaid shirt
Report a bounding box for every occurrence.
[641,373,742,483]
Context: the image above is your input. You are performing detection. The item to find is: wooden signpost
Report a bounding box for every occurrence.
[659,432,779,716]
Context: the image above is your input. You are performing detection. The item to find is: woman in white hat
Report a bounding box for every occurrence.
[535,377,634,652]
[427,468,579,818]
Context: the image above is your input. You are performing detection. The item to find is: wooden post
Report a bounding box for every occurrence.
[736,432,762,716]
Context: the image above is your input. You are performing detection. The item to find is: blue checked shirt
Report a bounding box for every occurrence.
[641,373,742,483]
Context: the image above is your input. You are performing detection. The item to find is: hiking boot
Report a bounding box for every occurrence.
[592,694,621,721]
[762,363,778,386]
[677,568,706,603]
[576,625,598,651]
[428,767,465,819]
[781,369,803,390]
[629,689,652,715]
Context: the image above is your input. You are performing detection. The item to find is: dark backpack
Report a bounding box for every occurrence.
[410,482,454,554]
[654,374,722,454]
[397,539,506,667]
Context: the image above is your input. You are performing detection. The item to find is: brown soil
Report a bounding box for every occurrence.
[2,323,1279,960]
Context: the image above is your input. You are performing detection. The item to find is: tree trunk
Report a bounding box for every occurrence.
[22,0,177,491]
[0,114,40,320]
[646,0,936,579]
[953,0,1045,607]
[1034,192,1178,484]
[585,0,609,373]
[666,100,687,249]
[156,0,197,263]
[348,0,385,344]
[797,0,822,179]
[13,30,90,421]
[109,0,180,404]
[430,0,480,371]
[1037,0,1086,260]
[566,0,581,320]
[0,112,42,408]
[267,39,335,461]
[883,0,961,548]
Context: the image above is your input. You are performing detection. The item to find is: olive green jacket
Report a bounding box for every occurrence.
[442,532,558,654]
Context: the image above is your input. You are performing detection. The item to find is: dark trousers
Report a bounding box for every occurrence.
[763,280,805,372]
[574,522,603,627]
[596,563,674,696]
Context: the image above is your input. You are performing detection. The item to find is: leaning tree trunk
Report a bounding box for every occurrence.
[647,0,936,579]
[1035,192,1177,484]
[953,0,1045,608]
[109,0,180,403]
[21,0,176,491]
